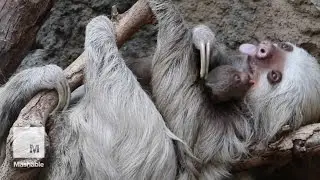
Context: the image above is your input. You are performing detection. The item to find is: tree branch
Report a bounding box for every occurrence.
[0,0,153,179]
[0,0,54,84]
[233,123,320,172]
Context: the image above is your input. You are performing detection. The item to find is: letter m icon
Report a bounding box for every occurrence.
[30,144,40,153]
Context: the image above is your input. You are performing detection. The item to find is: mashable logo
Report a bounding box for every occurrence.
[12,127,45,159]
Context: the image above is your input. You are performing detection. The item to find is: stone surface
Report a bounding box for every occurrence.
[19,0,320,71]
[19,0,135,70]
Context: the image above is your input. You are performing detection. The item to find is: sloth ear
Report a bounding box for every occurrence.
[239,44,257,56]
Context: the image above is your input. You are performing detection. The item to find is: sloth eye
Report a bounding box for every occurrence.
[234,74,241,83]
[279,43,293,52]
[267,70,282,84]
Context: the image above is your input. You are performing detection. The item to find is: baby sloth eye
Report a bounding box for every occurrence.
[234,74,241,83]
[267,70,282,84]
[279,43,293,52]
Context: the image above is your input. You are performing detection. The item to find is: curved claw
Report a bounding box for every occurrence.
[192,25,215,79]
[50,75,71,116]
[200,43,206,79]
[199,42,210,79]
[205,42,210,79]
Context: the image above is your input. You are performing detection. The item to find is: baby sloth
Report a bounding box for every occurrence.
[205,65,254,103]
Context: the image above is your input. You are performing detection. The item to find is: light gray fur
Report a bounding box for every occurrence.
[149,0,251,179]
[245,43,320,143]
[69,56,152,105]
[149,0,320,179]
[0,65,70,165]
[46,16,179,180]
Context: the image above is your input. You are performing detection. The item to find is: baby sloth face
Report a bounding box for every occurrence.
[205,65,254,103]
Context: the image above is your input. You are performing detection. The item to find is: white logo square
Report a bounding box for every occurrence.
[12,127,45,159]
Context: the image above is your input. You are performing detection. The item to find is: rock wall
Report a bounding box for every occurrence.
[180,0,320,58]
[20,0,320,70]
[19,0,137,69]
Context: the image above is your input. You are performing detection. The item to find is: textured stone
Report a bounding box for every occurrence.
[20,0,320,72]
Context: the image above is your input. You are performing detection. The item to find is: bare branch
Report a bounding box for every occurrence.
[233,123,320,172]
[0,0,54,83]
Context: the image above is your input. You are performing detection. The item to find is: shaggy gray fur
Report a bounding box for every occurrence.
[149,0,251,179]
[149,0,320,179]
[0,65,70,165]
[45,16,179,180]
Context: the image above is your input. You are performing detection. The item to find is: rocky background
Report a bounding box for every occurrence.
[19,0,320,70]
[19,0,320,179]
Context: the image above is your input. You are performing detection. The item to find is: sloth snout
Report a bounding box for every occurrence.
[257,41,274,59]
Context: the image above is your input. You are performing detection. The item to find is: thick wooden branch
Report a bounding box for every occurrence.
[0,0,153,179]
[0,0,54,84]
[233,123,320,172]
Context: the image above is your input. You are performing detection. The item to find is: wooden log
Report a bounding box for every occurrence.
[0,0,54,83]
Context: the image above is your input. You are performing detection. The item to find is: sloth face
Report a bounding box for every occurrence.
[239,41,320,142]
[239,41,291,87]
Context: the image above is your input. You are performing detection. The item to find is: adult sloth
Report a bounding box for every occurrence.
[149,0,320,179]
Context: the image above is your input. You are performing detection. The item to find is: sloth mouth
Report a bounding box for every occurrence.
[246,56,259,86]
[247,56,256,76]
[239,43,257,77]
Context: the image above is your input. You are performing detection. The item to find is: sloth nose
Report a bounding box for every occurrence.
[246,73,255,85]
[240,73,254,85]
[257,41,273,59]
[249,79,255,85]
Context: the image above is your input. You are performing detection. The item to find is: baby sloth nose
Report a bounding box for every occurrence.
[257,41,273,59]
[240,73,254,86]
